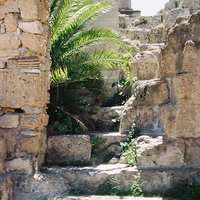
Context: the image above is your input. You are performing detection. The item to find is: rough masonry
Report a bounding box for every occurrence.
[0,0,51,197]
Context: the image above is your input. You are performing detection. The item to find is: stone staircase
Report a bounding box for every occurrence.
[11,6,200,200]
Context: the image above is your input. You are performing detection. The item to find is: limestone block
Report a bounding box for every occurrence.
[15,173,70,198]
[7,2,20,13]
[161,44,180,77]
[20,113,49,130]
[20,136,40,154]
[161,12,200,77]
[0,131,17,155]
[21,106,43,114]
[5,14,18,32]
[176,74,200,104]
[19,21,43,34]
[0,60,5,69]
[5,158,33,175]
[0,6,8,20]
[0,70,48,108]
[163,8,190,28]
[159,104,200,137]
[0,34,20,50]
[130,79,169,106]
[148,25,164,44]
[120,105,155,133]
[0,50,20,57]
[0,114,19,128]
[182,40,200,73]
[123,28,150,44]
[185,138,200,167]
[18,0,48,23]
[131,51,160,80]
[47,135,92,164]
[136,136,185,169]
[0,175,13,200]
[22,33,46,55]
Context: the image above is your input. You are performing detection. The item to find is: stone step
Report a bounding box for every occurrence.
[47,164,137,194]
[46,132,128,165]
[45,163,200,196]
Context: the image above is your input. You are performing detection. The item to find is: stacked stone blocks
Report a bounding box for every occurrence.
[120,11,200,171]
[0,0,51,178]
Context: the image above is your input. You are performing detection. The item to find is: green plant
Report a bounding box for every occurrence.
[103,152,114,162]
[69,188,85,195]
[139,17,148,24]
[105,78,131,107]
[97,174,146,196]
[107,113,121,131]
[158,177,200,199]
[120,123,139,166]
[130,173,146,196]
[40,196,48,200]
[176,2,184,9]
[48,0,135,135]
[90,136,106,158]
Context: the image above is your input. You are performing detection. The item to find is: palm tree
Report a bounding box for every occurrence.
[48,0,135,135]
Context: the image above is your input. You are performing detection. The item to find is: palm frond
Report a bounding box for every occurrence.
[61,27,135,59]
[51,0,93,38]
[52,49,133,84]
[51,1,114,52]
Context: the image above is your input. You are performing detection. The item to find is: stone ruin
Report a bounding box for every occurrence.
[1,0,200,199]
[0,0,52,198]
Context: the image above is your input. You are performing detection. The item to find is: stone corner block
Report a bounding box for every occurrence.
[136,136,185,169]
[130,78,169,106]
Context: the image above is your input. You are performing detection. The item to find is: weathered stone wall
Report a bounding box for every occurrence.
[120,11,200,170]
[0,0,51,179]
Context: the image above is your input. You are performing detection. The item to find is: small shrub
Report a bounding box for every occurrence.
[176,2,184,9]
[97,174,146,196]
[120,123,139,166]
